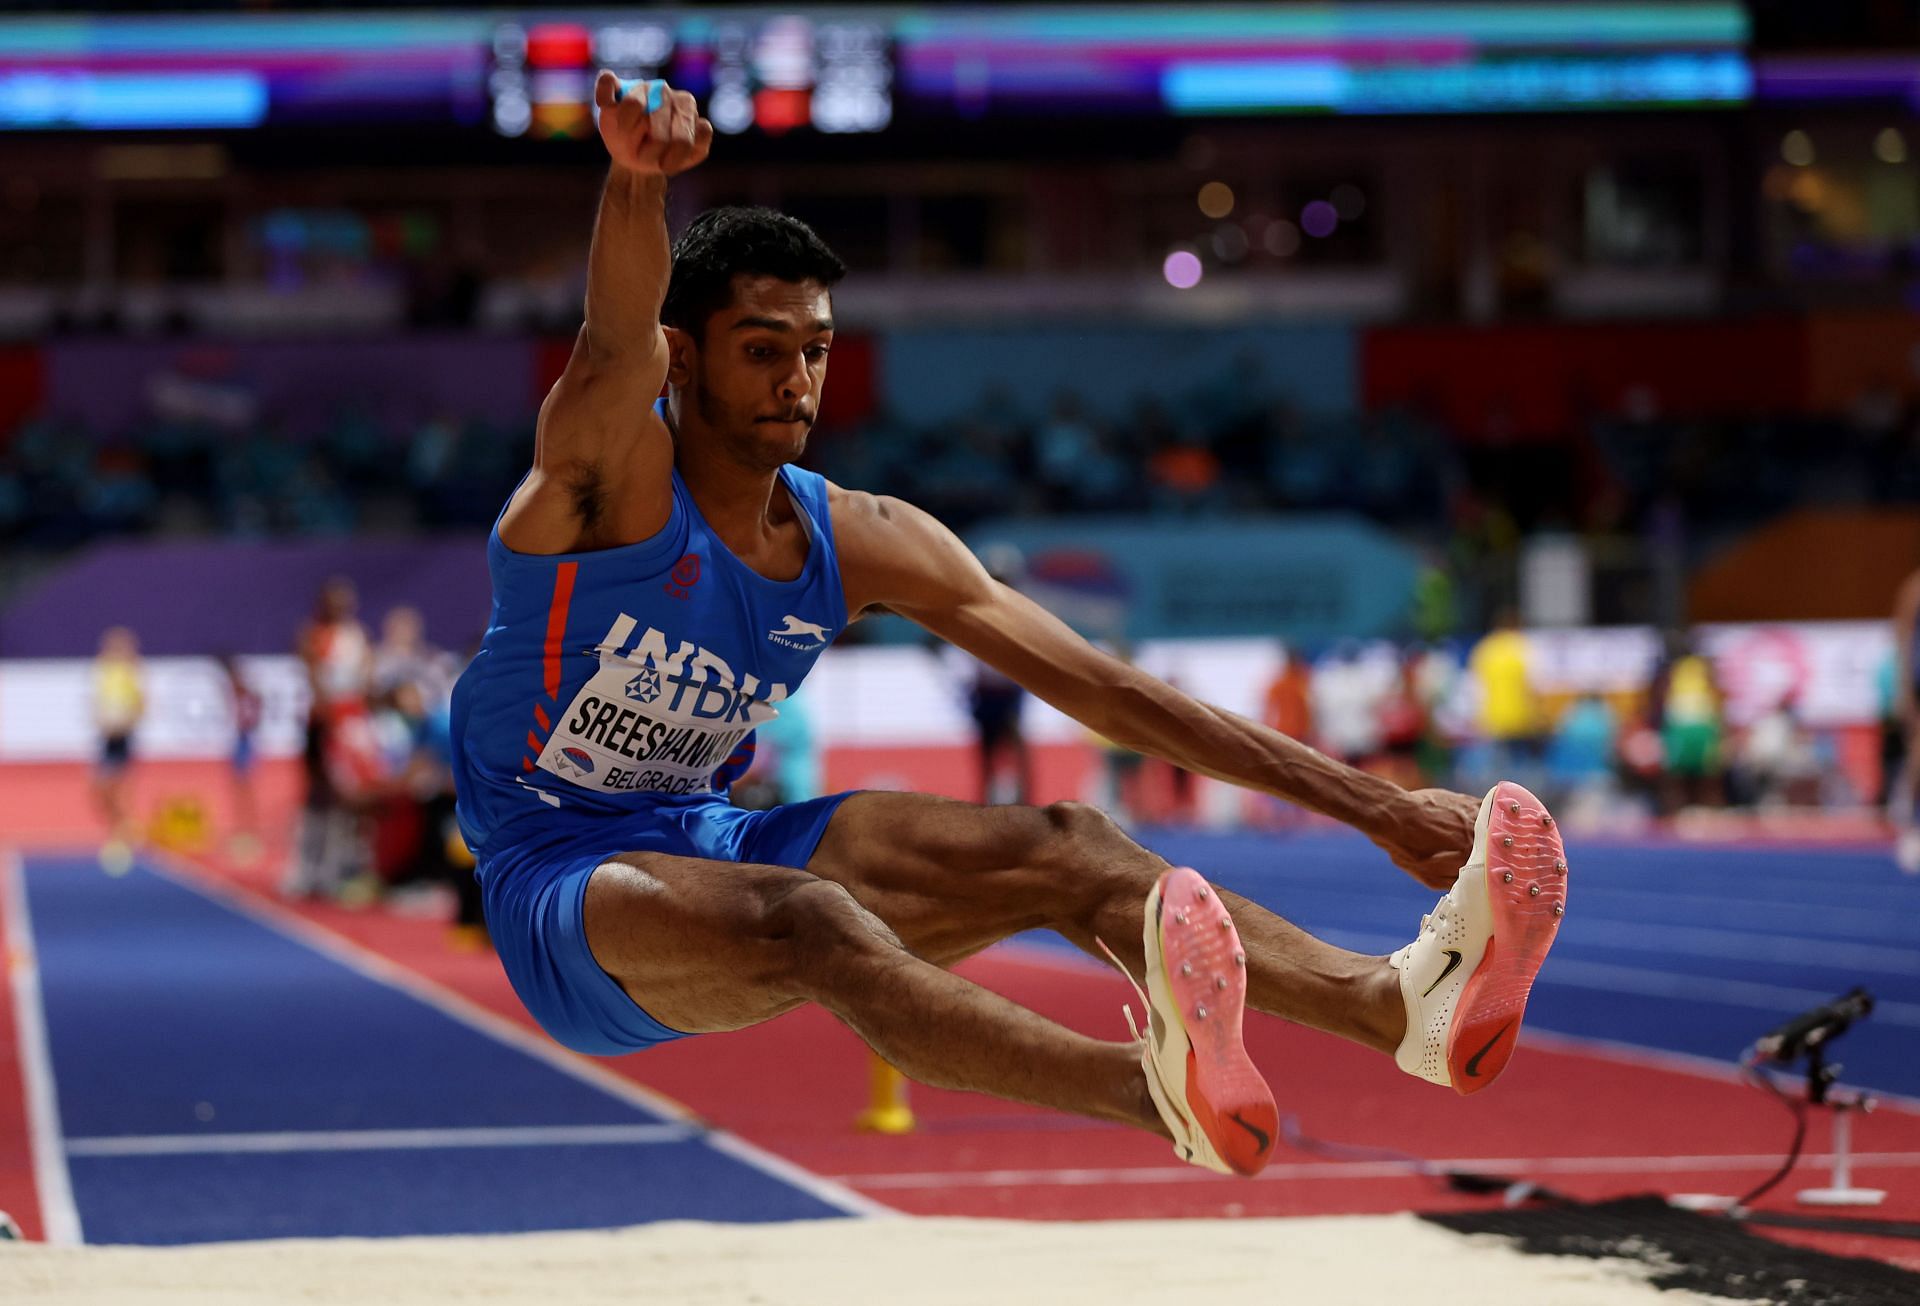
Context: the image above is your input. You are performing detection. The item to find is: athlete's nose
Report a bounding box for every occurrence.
[774,353,812,407]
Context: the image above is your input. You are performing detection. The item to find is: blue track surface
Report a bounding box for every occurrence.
[19,833,1920,1243]
[1050,828,1920,1101]
[22,854,852,1244]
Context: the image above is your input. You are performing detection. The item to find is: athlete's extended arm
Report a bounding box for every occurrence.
[836,491,1479,888]
[498,73,713,555]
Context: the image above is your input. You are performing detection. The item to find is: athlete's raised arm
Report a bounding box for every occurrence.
[498,73,713,555]
[835,489,1480,888]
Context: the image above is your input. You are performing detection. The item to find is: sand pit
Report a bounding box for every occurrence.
[0,1214,1737,1305]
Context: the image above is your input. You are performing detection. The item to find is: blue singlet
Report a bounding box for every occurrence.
[449,416,850,1054]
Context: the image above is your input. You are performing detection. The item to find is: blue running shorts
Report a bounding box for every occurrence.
[479,791,852,1056]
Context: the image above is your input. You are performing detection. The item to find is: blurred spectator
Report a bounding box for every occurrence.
[1311,643,1388,767]
[1659,642,1725,813]
[1467,609,1538,775]
[221,653,263,862]
[285,577,375,900]
[1089,641,1146,826]
[1147,434,1223,515]
[372,605,457,706]
[1890,565,1920,870]
[1547,693,1619,794]
[756,694,821,805]
[1734,693,1821,810]
[1375,651,1430,788]
[953,548,1032,805]
[1260,645,1315,744]
[92,626,145,874]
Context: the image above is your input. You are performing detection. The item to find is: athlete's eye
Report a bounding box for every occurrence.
[746,345,774,361]
[805,345,830,363]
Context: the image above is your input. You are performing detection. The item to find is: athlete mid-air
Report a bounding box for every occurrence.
[448,75,1569,1176]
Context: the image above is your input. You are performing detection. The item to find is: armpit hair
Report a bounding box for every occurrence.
[563,461,606,533]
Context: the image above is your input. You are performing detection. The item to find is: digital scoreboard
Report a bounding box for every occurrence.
[487,14,892,140]
[0,5,1751,135]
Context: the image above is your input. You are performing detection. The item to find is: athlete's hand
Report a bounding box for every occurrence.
[1367,787,1480,890]
[593,71,712,177]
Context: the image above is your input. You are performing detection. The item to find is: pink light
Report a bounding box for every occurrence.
[1162,249,1203,289]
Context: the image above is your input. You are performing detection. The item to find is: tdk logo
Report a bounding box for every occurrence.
[768,614,831,651]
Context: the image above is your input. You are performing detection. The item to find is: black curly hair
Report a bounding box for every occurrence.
[661,206,847,338]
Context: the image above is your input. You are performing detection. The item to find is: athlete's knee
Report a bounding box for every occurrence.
[1039,800,1121,854]
[1034,800,1164,915]
[761,877,906,996]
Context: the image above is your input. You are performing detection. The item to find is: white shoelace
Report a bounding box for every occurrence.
[1094,936,1149,1044]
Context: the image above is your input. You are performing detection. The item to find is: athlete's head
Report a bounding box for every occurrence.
[661,207,846,471]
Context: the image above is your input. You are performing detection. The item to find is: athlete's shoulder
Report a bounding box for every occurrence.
[827,483,985,618]
[825,481,923,546]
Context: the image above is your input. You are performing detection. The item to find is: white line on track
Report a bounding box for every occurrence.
[65,1123,696,1157]
[1542,918,1920,977]
[2,850,83,1244]
[832,1151,1920,1191]
[1285,926,1920,1026]
[139,850,895,1219]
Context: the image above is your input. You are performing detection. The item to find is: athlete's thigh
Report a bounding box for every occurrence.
[583,851,841,1035]
[803,791,1161,965]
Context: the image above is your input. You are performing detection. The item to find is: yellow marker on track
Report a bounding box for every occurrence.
[855,1052,915,1134]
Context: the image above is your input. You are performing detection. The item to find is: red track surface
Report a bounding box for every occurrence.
[3,762,1917,1271]
[0,856,41,1240]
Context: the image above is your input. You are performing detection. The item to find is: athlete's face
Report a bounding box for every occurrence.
[669,275,832,472]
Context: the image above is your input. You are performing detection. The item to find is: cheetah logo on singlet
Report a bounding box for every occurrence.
[768,614,832,650]
[535,616,792,798]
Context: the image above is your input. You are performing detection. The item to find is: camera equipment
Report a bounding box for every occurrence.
[1741,987,1884,1209]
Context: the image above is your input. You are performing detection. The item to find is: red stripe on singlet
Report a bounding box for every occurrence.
[543,562,578,700]
[533,703,551,732]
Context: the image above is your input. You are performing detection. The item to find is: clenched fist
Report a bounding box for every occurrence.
[594,72,713,177]
[1368,787,1483,890]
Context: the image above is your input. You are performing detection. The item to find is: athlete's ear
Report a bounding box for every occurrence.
[663,325,694,389]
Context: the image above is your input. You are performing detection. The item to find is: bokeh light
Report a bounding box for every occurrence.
[1197,181,1235,219]
[1300,200,1338,239]
[1781,130,1815,167]
[1263,218,1300,257]
[1210,224,1249,262]
[1875,127,1908,165]
[1161,248,1203,289]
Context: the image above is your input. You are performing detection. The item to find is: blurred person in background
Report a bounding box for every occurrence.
[1658,637,1725,815]
[1545,693,1619,826]
[1260,643,1315,744]
[960,548,1033,805]
[1734,691,1821,812]
[372,604,457,707]
[1375,652,1430,789]
[1085,640,1146,827]
[1468,609,1538,780]
[220,653,263,862]
[285,576,374,899]
[1889,566,1920,869]
[449,76,1562,1176]
[1256,643,1316,826]
[1310,642,1387,769]
[752,692,820,807]
[92,626,145,874]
